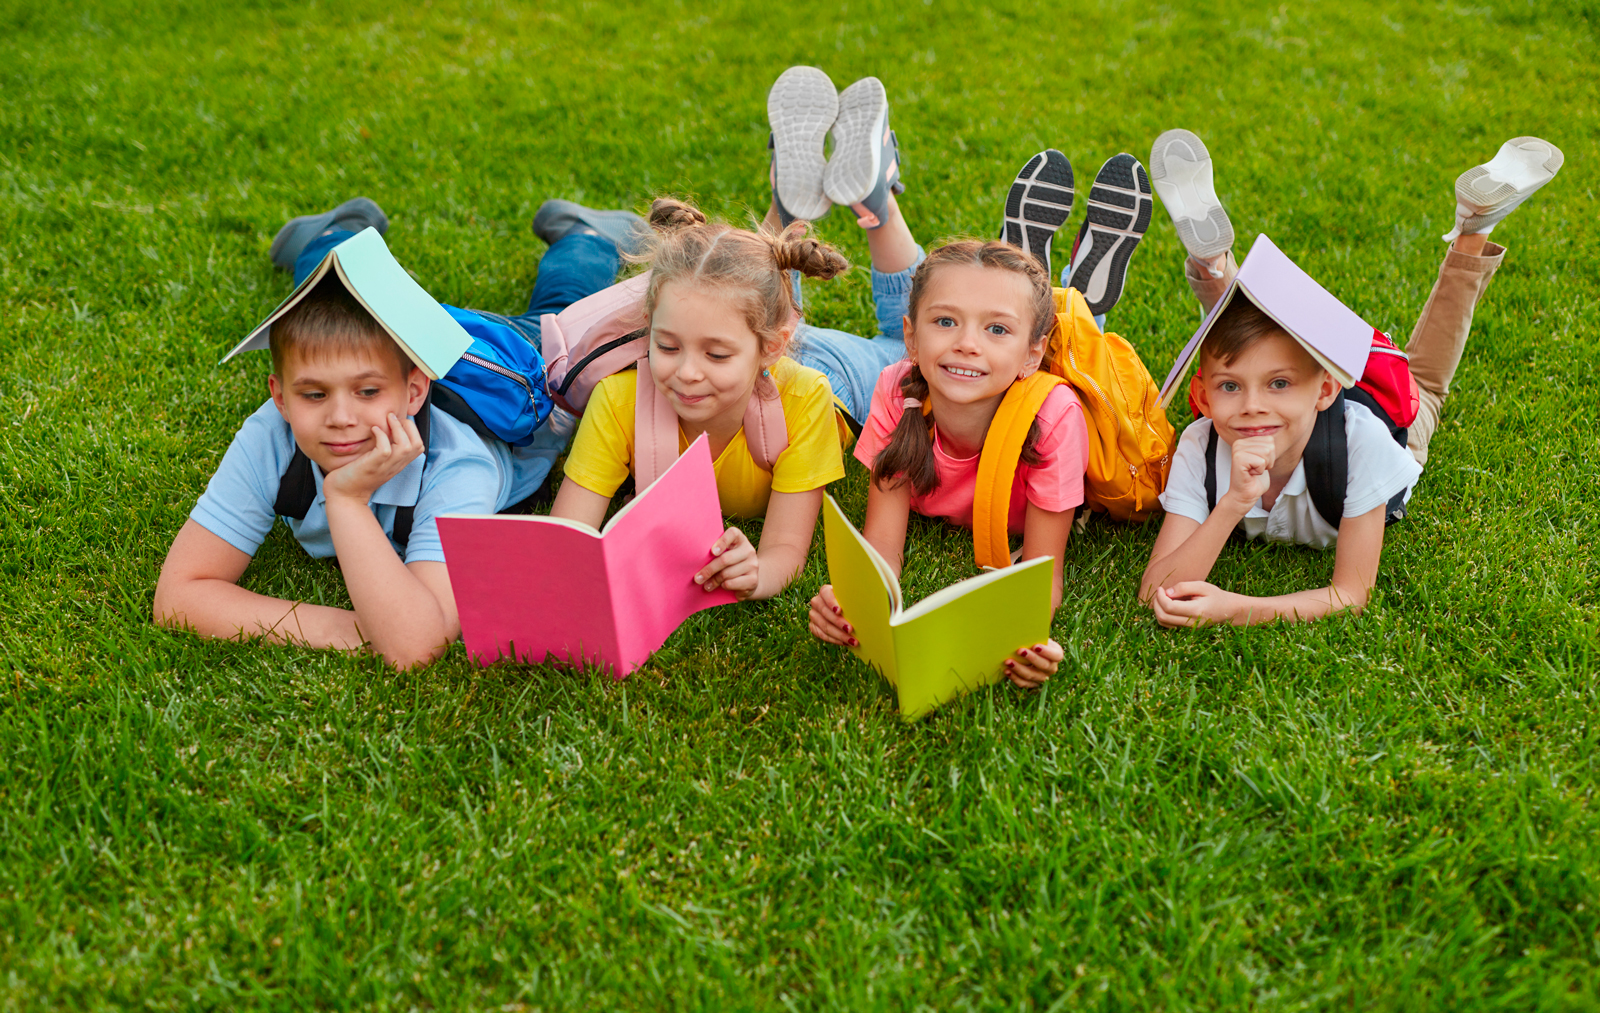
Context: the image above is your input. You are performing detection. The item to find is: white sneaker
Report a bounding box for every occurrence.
[1148,128,1233,260]
[767,67,838,223]
[1444,136,1564,241]
[822,76,903,229]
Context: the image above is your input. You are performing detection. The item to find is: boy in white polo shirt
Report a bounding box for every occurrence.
[154,197,640,667]
[1139,133,1562,626]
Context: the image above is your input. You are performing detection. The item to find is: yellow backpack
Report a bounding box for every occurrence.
[971,287,1176,569]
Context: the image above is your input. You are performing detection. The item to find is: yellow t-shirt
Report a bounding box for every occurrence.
[562,356,848,518]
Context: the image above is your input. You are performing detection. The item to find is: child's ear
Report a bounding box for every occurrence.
[1314,371,1340,411]
[268,373,288,418]
[405,368,430,416]
[1192,379,1213,418]
[1018,336,1046,379]
[901,315,916,358]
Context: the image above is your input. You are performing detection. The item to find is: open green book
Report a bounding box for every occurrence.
[822,495,1054,722]
[221,226,471,380]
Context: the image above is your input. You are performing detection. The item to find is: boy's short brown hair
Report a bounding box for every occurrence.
[268,276,412,378]
[1199,297,1292,366]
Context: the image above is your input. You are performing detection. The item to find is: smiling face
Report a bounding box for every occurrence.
[268,343,428,474]
[647,279,780,434]
[903,262,1044,411]
[1195,329,1340,460]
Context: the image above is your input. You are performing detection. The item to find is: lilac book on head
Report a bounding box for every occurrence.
[1158,233,1378,409]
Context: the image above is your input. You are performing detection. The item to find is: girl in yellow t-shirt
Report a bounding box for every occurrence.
[551,197,855,601]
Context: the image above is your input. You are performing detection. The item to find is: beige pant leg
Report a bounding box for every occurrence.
[1404,241,1505,465]
[1184,252,1239,315]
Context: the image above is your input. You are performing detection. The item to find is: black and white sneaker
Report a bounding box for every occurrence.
[1000,149,1074,273]
[822,76,904,230]
[1065,153,1153,316]
[768,66,838,224]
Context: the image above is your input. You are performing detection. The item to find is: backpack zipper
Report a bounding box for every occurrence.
[461,351,536,406]
[1367,346,1410,362]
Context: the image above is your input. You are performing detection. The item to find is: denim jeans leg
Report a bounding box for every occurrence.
[293,229,357,287]
[789,248,922,421]
[516,233,622,330]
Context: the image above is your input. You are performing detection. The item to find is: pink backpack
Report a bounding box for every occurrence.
[540,274,789,489]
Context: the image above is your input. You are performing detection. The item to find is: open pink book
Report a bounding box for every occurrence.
[1157,233,1378,409]
[437,433,737,677]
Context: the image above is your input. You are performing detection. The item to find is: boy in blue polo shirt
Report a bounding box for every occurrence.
[154,198,642,668]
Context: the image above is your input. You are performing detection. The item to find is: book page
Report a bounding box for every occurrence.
[435,515,618,671]
[822,495,901,688]
[601,434,738,673]
[888,554,1053,721]
[219,253,338,362]
[327,228,472,380]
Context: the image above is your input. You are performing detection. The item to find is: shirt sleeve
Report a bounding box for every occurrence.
[1157,419,1215,524]
[188,405,289,557]
[559,374,636,499]
[1020,385,1088,513]
[851,363,908,471]
[770,372,847,494]
[403,451,503,565]
[1343,403,1424,517]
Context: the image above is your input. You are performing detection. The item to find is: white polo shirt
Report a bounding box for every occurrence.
[1159,400,1423,549]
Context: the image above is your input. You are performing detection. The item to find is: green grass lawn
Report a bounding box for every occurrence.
[3,0,1598,1008]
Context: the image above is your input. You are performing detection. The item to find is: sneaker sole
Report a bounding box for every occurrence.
[768,67,837,222]
[1457,135,1564,213]
[268,197,388,270]
[1066,154,1153,316]
[1149,128,1233,259]
[1001,149,1074,272]
[823,77,889,208]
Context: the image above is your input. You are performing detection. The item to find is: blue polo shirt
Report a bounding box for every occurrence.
[190,400,572,564]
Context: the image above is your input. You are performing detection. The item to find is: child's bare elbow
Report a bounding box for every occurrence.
[380,638,452,672]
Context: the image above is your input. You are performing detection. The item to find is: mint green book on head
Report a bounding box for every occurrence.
[822,495,1054,722]
[222,227,472,380]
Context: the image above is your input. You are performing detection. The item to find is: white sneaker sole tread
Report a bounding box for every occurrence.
[823,77,889,208]
[768,67,838,222]
[1149,128,1234,260]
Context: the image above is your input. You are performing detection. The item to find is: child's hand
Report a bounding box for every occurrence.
[695,527,759,599]
[1004,638,1064,688]
[1224,435,1276,510]
[1153,581,1241,628]
[321,413,425,505]
[807,584,856,647]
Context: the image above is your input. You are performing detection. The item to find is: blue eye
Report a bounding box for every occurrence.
[935,316,956,328]
[1269,378,1289,390]
[1219,381,1239,393]
[987,323,1008,336]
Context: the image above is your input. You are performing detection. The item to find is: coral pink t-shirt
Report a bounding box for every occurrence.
[852,362,1089,534]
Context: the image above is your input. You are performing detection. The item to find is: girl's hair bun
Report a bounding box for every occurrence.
[648,197,709,232]
[771,222,850,280]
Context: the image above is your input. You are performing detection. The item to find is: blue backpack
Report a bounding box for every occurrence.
[433,305,555,447]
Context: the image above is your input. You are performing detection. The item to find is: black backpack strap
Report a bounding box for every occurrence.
[274,446,317,520]
[1303,390,1348,530]
[1204,424,1219,514]
[390,403,431,552]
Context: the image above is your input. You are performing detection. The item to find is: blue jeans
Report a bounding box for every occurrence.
[294,229,622,345]
[789,247,924,422]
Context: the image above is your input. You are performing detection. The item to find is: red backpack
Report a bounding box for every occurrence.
[1189,329,1420,528]
[540,274,788,489]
